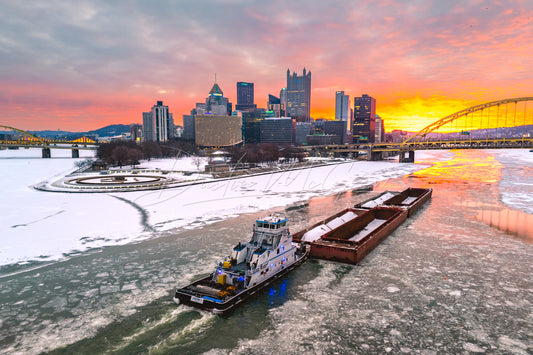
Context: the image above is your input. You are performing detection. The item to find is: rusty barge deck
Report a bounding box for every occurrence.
[294,188,432,265]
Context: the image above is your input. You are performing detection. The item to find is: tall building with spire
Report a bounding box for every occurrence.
[286,68,311,122]
[196,80,232,115]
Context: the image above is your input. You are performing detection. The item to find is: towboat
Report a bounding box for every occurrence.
[173,212,309,314]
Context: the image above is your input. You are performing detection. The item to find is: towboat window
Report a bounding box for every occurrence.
[257,222,263,228]
[270,224,275,229]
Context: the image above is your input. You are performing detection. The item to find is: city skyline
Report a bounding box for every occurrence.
[1,1,532,132]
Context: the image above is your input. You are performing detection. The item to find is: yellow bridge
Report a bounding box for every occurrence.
[304,97,533,162]
[2,97,532,160]
[0,125,99,158]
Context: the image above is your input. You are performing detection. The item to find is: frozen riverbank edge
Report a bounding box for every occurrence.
[2,149,531,269]
[0,149,436,269]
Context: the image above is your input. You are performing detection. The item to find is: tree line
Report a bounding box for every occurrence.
[96,141,305,168]
[228,143,305,165]
[96,140,198,167]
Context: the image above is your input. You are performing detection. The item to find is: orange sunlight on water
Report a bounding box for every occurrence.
[388,150,532,243]
[411,150,503,184]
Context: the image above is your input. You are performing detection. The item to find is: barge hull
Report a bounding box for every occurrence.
[309,207,408,264]
[300,188,432,265]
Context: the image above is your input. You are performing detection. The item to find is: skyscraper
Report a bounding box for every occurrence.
[142,101,173,142]
[267,94,285,117]
[260,117,295,144]
[335,91,350,130]
[375,115,385,143]
[352,94,376,143]
[236,82,256,111]
[196,82,232,115]
[286,68,311,122]
[279,87,287,112]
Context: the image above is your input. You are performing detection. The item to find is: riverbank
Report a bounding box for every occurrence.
[0,148,430,267]
[1,149,531,354]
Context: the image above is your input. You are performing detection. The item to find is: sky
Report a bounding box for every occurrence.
[0,0,532,133]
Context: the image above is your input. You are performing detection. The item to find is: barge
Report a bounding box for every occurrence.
[380,187,432,217]
[296,188,432,265]
[355,188,432,217]
[173,212,308,314]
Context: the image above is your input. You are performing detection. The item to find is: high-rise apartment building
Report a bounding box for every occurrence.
[142,101,173,142]
[352,94,376,143]
[335,91,350,130]
[236,82,256,111]
[286,68,311,122]
[143,112,155,142]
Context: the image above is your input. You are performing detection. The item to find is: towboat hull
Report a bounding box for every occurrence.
[174,248,309,314]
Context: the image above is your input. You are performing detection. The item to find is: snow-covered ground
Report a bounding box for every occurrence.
[3,148,530,267]
[0,148,432,266]
[490,149,533,214]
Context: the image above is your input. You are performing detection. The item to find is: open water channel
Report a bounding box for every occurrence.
[1,150,532,354]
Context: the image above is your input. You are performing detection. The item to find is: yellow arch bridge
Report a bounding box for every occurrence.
[304,97,533,162]
[0,125,100,158]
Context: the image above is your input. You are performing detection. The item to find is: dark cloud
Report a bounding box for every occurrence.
[0,0,531,130]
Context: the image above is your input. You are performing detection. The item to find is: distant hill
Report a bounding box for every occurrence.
[28,130,79,138]
[1,124,134,139]
[87,124,131,137]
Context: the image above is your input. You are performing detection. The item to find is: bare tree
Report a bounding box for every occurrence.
[192,156,203,171]
[141,141,162,161]
[128,148,143,168]
[112,146,130,167]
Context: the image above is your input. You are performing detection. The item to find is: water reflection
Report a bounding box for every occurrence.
[375,150,532,243]
[411,150,503,185]
[476,207,533,242]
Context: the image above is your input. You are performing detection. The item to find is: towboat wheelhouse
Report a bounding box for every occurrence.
[173,212,308,314]
[215,212,299,290]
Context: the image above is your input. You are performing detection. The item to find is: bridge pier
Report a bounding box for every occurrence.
[42,147,51,158]
[367,148,384,161]
[399,150,415,163]
[72,148,79,158]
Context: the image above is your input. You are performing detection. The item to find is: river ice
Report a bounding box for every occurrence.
[0,148,429,266]
[0,148,531,354]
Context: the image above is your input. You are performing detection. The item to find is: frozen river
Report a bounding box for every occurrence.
[0,149,532,354]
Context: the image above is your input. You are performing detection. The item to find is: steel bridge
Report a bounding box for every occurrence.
[0,125,99,158]
[304,97,533,162]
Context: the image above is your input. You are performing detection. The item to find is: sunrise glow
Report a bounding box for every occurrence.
[0,1,532,132]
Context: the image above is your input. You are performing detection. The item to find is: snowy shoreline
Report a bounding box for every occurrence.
[0,148,430,267]
[2,148,531,268]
